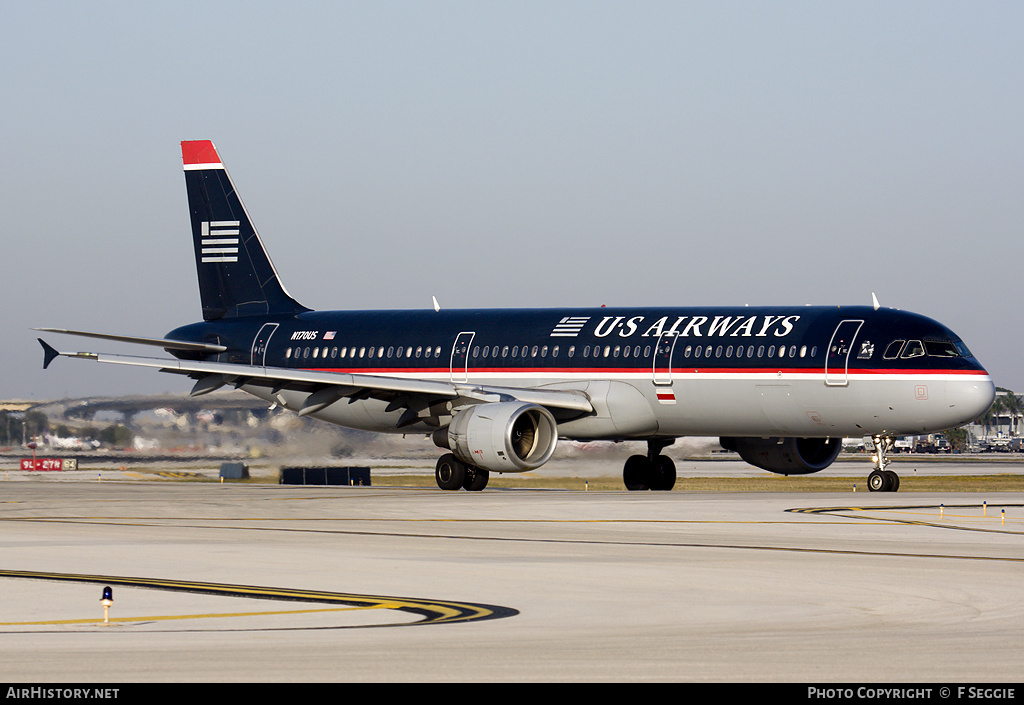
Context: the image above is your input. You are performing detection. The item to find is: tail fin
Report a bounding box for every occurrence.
[181,140,309,321]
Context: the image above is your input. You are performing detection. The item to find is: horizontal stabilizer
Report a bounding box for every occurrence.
[33,328,227,353]
[38,339,60,370]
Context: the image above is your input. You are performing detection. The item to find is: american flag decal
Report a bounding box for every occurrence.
[201,220,240,263]
[550,316,590,337]
[656,389,677,405]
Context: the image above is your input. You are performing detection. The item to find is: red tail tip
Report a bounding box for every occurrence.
[181,140,221,166]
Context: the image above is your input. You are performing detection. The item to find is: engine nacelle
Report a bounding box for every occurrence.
[433,402,558,473]
[719,437,841,475]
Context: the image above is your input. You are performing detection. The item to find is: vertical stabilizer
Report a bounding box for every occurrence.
[181,140,308,321]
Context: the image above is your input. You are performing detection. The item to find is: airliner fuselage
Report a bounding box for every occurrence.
[167,304,990,441]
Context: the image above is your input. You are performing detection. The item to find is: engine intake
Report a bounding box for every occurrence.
[433,402,558,473]
[719,437,841,475]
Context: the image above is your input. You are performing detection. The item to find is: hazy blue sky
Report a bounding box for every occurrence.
[4,1,1022,400]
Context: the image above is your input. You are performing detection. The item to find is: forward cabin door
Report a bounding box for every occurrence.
[450,331,475,383]
[825,320,864,386]
[251,323,279,367]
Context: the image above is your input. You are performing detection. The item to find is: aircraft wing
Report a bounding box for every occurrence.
[37,340,594,421]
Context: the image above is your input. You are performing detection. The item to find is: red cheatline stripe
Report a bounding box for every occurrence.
[301,366,988,377]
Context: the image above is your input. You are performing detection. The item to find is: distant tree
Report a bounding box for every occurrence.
[98,424,134,448]
[944,427,968,452]
[1001,390,1022,436]
[978,394,1003,437]
[23,410,49,441]
[0,411,20,445]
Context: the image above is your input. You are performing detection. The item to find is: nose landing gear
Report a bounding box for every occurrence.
[867,435,900,492]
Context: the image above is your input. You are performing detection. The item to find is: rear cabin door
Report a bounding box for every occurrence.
[251,323,279,367]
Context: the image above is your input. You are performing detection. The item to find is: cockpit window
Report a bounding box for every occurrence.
[901,340,925,359]
[885,338,966,361]
[883,340,905,360]
[924,340,959,358]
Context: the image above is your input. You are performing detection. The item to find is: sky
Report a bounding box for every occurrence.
[3,1,1022,401]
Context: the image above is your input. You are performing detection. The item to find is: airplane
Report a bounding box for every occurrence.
[37,140,996,492]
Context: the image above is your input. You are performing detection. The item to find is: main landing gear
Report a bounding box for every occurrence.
[435,453,489,491]
[623,440,677,491]
[867,435,900,492]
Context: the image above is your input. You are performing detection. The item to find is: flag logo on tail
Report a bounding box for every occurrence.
[201,221,240,263]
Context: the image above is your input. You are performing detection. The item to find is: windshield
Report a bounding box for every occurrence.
[883,338,967,360]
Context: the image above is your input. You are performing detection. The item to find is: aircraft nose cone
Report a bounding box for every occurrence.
[949,376,995,425]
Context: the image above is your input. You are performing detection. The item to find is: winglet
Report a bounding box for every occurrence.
[38,339,60,370]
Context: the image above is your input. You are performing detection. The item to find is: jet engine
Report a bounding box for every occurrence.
[433,402,558,473]
[719,437,841,475]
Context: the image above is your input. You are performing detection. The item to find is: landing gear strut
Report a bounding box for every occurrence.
[623,440,677,491]
[435,453,489,491]
[867,435,900,492]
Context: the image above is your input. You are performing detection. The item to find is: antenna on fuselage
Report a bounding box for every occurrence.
[871,292,880,310]
[432,296,440,312]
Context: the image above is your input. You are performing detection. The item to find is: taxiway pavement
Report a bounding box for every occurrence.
[0,479,1021,682]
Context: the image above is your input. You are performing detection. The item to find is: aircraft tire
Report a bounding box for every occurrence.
[884,470,900,492]
[463,466,489,491]
[436,454,467,491]
[623,455,651,491]
[868,469,891,492]
[650,456,676,491]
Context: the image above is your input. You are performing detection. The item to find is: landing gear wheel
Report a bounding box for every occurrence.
[623,455,651,491]
[435,453,467,491]
[884,469,900,492]
[463,466,489,491]
[650,455,676,491]
[868,469,891,492]
[624,440,679,491]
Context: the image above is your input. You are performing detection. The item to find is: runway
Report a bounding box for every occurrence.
[0,479,1022,682]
